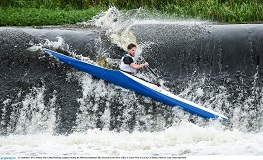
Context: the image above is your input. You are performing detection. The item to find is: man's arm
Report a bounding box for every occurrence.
[130,63,147,69]
[124,56,148,69]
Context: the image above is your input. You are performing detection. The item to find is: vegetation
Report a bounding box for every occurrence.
[0,0,263,26]
[163,0,263,23]
[0,7,100,26]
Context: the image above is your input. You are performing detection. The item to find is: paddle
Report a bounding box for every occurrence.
[139,57,162,86]
[139,56,159,78]
[146,65,158,77]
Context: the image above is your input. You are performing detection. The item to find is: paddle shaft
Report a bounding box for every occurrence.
[146,66,158,77]
[139,56,158,77]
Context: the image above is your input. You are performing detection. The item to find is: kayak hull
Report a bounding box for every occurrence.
[44,49,228,121]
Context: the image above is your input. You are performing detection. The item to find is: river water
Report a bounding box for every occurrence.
[0,7,262,158]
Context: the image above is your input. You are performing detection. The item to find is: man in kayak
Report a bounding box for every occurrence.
[119,43,149,74]
[119,43,160,87]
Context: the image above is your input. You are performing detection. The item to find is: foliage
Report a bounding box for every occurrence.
[0,0,263,26]
[161,0,263,23]
[0,7,101,26]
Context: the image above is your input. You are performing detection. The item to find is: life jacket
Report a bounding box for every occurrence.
[119,53,136,74]
[121,52,127,57]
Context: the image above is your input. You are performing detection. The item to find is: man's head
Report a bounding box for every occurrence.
[127,43,136,57]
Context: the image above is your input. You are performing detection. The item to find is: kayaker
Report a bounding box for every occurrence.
[119,43,148,74]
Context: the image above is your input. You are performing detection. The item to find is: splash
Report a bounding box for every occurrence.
[28,36,97,65]
[73,74,182,133]
[87,7,140,51]
[28,36,70,52]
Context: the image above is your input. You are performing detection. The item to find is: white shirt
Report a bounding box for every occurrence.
[119,54,136,74]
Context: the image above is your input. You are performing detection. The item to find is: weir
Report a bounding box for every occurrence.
[0,10,263,135]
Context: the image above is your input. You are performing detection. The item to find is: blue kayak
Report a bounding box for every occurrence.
[44,49,228,121]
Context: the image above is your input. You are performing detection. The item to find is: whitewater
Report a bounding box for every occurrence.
[1,7,263,159]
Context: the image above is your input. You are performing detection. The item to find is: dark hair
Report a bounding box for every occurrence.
[127,43,136,50]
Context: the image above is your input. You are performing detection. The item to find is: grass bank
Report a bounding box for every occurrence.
[0,7,101,26]
[0,0,263,26]
[163,0,263,23]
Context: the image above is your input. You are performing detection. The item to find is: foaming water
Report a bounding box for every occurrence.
[1,85,57,135]
[1,7,263,157]
[73,74,183,132]
[1,122,263,156]
[14,86,56,135]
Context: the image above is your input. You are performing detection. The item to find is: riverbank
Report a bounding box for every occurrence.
[0,0,263,26]
[0,7,101,26]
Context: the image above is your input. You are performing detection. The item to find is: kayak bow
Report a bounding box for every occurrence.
[44,49,228,121]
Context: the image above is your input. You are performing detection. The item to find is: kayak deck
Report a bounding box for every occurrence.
[44,49,228,121]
